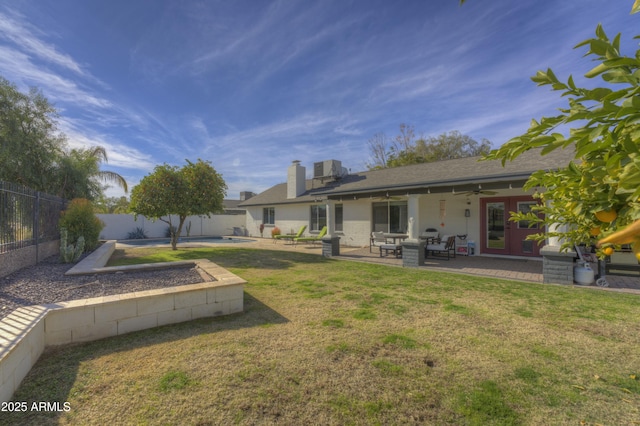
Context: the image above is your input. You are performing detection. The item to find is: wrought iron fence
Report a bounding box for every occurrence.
[0,181,66,255]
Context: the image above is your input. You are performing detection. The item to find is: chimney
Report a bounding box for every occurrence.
[287,160,306,199]
[240,191,255,201]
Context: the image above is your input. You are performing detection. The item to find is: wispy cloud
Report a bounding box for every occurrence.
[58,118,156,171]
[0,7,163,172]
[0,9,86,76]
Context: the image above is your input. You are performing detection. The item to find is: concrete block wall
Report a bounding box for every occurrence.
[541,245,576,284]
[402,241,425,268]
[321,237,340,257]
[96,214,246,240]
[0,240,60,278]
[0,259,245,403]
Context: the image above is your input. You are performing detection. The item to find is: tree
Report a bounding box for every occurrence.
[366,124,416,169]
[367,124,491,169]
[0,77,65,191]
[416,131,491,162]
[0,77,127,201]
[95,196,130,214]
[484,22,640,259]
[55,146,128,201]
[366,132,390,170]
[129,159,227,250]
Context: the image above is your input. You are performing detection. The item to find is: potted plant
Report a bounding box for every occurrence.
[271,227,281,239]
[259,223,265,238]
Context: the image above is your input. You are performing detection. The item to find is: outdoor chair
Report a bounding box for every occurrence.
[294,226,327,245]
[369,231,388,252]
[420,228,439,244]
[273,225,307,243]
[425,235,456,260]
[379,243,402,258]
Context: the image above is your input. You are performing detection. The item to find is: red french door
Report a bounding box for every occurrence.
[480,196,542,257]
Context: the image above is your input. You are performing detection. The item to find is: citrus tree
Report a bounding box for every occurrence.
[484,18,640,260]
[129,159,227,250]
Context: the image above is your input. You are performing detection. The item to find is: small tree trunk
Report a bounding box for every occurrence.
[170,216,186,250]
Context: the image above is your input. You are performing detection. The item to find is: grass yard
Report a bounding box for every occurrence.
[5,248,640,425]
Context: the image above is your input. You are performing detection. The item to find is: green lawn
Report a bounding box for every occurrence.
[6,248,640,425]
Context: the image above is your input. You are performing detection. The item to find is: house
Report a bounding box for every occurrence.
[238,148,575,258]
[223,191,256,215]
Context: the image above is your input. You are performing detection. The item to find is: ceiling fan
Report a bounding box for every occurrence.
[371,192,404,201]
[453,185,497,196]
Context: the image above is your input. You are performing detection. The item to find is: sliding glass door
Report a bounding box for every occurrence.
[372,201,407,233]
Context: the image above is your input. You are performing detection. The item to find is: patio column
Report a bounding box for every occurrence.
[546,199,569,246]
[322,199,340,257]
[325,199,335,237]
[406,194,420,241]
[402,194,424,267]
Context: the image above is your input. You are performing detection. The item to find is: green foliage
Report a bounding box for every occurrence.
[58,198,104,251]
[59,228,85,263]
[484,24,640,256]
[55,146,128,201]
[165,225,177,238]
[94,196,130,213]
[126,227,147,239]
[367,125,491,169]
[0,77,126,200]
[129,159,227,250]
[0,77,65,191]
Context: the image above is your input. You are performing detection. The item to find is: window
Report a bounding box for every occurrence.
[263,207,275,225]
[516,201,539,229]
[372,201,407,233]
[310,205,326,232]
[335,204,343,232]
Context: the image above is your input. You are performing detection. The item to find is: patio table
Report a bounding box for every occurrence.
[383,233,408,243]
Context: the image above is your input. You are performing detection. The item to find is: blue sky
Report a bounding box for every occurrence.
[0,1,637,200]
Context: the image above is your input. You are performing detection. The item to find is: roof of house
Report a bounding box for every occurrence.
[238,147,576,207]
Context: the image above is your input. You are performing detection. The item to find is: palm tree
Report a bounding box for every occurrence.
[56,146,128,201]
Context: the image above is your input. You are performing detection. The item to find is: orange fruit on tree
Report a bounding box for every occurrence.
[595,209,617,223]
[602,246,614,256]
[589,226,601,237]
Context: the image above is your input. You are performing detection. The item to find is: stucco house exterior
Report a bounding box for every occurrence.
[239,148,575,258]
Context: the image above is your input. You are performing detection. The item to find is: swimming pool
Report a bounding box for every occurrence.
[118,236,255,246]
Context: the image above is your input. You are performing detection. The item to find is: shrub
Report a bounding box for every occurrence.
[165,225,177,238]
[271,227,281,238]
[127,227,148,239]
[59,228,85,263]
[58,198,104,251]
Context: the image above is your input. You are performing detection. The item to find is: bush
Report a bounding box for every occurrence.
[58,198,104,251]
[127,227,148,239]
[271,227,281,238]
[59,228,84,263]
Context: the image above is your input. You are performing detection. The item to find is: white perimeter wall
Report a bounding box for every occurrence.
[97,214,246,240]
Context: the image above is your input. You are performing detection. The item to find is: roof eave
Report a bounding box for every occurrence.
[322,172,535,197]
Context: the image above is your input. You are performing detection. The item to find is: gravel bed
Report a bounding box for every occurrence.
[0,255,204,321]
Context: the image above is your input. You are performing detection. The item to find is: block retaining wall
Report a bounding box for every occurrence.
[0,255,245,402]
[541,245,576,285]
[0,240,60,278]
[402,241,425,268]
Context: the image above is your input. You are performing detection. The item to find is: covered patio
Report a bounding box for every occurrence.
[181,237,639,292]
[336,245,640,291]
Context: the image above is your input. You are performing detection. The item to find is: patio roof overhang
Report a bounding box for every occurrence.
[324,174,532,200]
